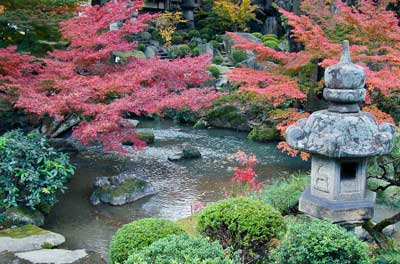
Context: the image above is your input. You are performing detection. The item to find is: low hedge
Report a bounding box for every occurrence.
[197,197,285,262]
[109,218,185,264]
[273,220,370,264]
[125,234,239,264]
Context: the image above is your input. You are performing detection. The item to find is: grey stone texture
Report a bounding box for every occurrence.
[286,40,396,223]
[168,146,202,161]
[90,172,156,206]
[0,227,65,253]
[14,249,106,264]
[1,207,44,228]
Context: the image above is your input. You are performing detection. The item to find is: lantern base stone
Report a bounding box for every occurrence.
[299,187,376,224]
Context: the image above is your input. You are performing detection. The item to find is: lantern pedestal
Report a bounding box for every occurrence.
[299,187,375,224]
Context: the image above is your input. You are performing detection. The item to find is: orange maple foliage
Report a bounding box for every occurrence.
[227,0,400,159]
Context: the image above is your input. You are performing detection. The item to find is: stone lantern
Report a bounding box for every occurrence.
[180,0,196,29]
[285,40,396,224]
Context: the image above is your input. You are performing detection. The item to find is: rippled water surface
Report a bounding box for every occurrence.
[45,120,309,258]
[39,120,311,258]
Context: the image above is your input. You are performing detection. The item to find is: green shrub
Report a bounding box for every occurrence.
[213,55,224,65]
[263,40,279,50]
[192,47,200,56]
[200,27,215,41]
[188,29,201,39]
[371,249,400,264]
[274,220,370,264]
[109,218,185,264]
[125,234,239,264]
[252,33,280,50]
[198,197,285,262]
[168,44,192,58]
[255,173,309,215]
[0,130,74,211]
[248,126,278,142]
[137,132,155,144]
[207,65,221,79]
[230,49,247,65]
[252,32,264,39]
[172,34,184,45]
[136,43,146,52]
[209,40,221,50]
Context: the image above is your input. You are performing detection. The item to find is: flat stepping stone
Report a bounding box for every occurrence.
[15,249,106,264]
[0,225,65,253]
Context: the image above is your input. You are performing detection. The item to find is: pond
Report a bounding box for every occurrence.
[44,120,308,258]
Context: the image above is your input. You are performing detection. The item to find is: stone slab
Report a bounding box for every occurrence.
[299,187,375,224]
[0,226,65,253]
[16,249,87,264]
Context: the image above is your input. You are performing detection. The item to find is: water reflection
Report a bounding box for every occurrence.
[45,120,308,258]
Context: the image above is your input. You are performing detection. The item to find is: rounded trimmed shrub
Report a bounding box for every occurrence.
[0,130,74,211]
[109,218,185,264]
[197,197,285,262]
[274,220,370,264]
[207,65,221,79]
[125,234,239,264]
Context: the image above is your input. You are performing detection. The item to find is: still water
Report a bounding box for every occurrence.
[44,120,309,258]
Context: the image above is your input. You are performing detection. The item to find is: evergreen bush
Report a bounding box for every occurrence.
[197,197,285,262]
[109,218,185,264]
[207,65,221,79]
[125,234,239,264]
[274,220,370,264]
[0,130,74,211]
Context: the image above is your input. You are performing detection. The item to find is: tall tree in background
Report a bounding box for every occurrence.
[0,0,220,152]
[0,0,78,55]
[213,0,257,31]
[227,0,400,156]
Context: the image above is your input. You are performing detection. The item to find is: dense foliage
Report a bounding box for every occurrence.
[109,218,185,264]
[0,0,78,55]
[125,234,239,264]
[274,220,370,264]
[227,0,400,157]
[197,197,285,262]
[255,173,309,215]
[0,0,220,153]
[0,130,74,211]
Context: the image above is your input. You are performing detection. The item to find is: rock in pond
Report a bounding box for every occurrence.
[1,207,45,228]
[90,172,157,206]
[13,249,106,264]
[0,225,65,253]
[168,146,202,162]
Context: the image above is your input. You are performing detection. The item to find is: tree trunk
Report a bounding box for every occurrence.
[362,212,400,251]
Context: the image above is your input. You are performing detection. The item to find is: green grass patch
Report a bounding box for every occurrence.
[176,214,199,236]
[255,173,310,215]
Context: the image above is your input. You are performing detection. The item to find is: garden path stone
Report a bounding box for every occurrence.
[15,249,95,264]
[0,225,65,253]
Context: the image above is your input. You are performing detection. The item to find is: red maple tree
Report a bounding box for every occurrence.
[227,0,400,157]
[0,0,220,152]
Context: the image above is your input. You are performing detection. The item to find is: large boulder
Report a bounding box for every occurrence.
[0,225,65,253]
[145,46,158,58]
[90,172,156,206]
[206,105,251,131]
[48,138,85,153]
[197,43,213,55]
[1,207,45,228]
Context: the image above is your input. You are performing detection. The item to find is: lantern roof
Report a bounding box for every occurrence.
[285,41,395,158]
